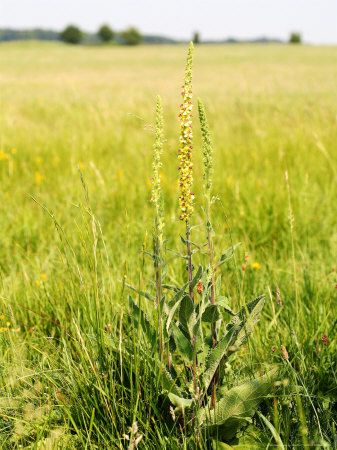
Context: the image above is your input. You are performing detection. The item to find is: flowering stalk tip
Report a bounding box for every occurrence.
[178,43,194,221]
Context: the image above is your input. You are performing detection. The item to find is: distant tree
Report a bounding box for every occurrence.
[60,25,83,44]
[289,32,302,44]
[120,27,143,46]
[193,32,200,45]
[98,24,114,43]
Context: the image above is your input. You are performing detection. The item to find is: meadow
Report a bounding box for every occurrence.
[0,41,336,448]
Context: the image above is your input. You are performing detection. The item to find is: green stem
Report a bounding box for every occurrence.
[186,220,197,394]
[155,213,163,361]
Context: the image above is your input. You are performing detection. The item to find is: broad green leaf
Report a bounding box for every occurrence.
[199,371,276,437]
[202,325,239,390]
[232,424,271,449]
[168,393,193,409]
[227,295,265,349]
[179,295,195,336]
[201,304,221,323]
[218,243,241,267]
[166,281,190,332]
[190,264,203,290]
[217,296,236,316]
[172,323,193,362]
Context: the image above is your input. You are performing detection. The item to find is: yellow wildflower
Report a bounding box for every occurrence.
[6,322,10,327]
[40,273,48,281]
[35,171,42,186]
[0,314,5,320]
[118,169,123,181]
[252,262,261,270]
[0,149,9,161]
[35,279,41,286]
[178,43,194,221]
[11,148,17,154]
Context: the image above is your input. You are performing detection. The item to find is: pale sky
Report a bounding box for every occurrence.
[1,0,337,44]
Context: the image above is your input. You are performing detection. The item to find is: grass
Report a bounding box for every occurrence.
[0,41,336,448]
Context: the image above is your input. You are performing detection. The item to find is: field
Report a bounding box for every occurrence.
[0,41,336,448]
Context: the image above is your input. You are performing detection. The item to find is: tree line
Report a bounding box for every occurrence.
[60,24,142,45]
[0,25,143,45]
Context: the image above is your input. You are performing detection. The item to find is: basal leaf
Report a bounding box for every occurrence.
[199,371,276,439]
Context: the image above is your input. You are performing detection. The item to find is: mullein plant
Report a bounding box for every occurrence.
[126,43,276,445]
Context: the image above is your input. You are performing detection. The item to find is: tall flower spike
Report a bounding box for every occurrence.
[178,42,194,221]
[198,98,213,195]
[151,96,164,210]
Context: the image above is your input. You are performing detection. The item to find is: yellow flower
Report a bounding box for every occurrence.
[35,279,41,286]
[79,162,86,170]
[0,314,5,320]
[40,273,48,281]
[6,322,10,327]
[11,148,17,154]
[0,149,9,161]
[118,169,123,181]
[252,262,261,270]
[35,171,42,186]
[0,327,8,333]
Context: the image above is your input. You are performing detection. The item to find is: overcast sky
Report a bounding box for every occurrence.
[1,0,336,44]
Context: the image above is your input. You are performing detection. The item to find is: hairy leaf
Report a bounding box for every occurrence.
[172,322,193,362]
[179,295,195,336]
[226,295,265,349]
[218,242,241,267]
[201,304,221,323]
[202,325,239,390]
[199,371,276,438]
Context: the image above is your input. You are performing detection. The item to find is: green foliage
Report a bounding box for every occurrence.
[193,31,200,45]
[289,32,302,44]
[120,27,143,46]
[97,24,115,42]
[59,25,83,44]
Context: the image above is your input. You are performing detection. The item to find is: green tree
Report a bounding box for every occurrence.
[59,25,83,44]
[289,32,302,44]
[120,27,142,46]
[98,25,114,43]
[193,32,200,45]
